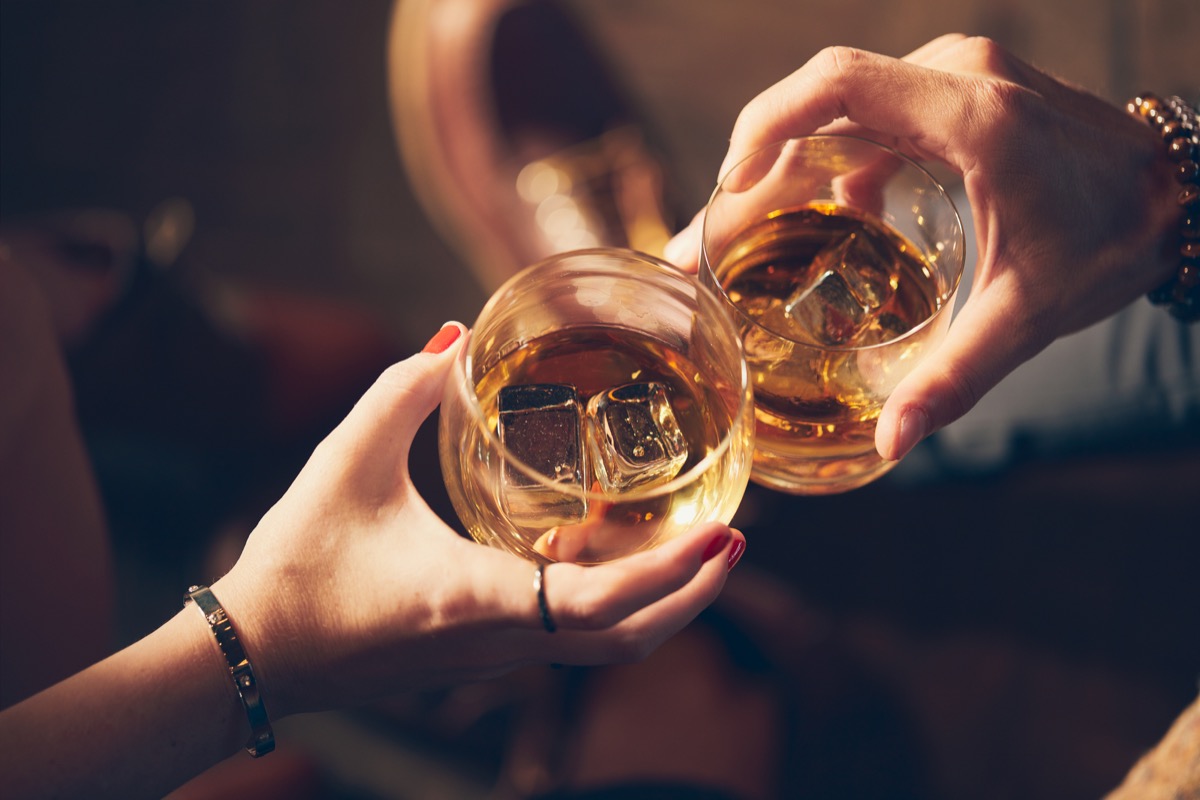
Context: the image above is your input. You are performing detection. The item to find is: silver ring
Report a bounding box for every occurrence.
[534,563,557,633]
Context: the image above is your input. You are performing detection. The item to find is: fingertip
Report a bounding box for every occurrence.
[726,530,746,571]
[876,402,929,461]
[700,527,733,562]
[422,320,467,354]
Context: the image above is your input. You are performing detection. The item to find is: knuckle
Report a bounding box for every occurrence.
[731,45,870,143]
[931,32,970,49]
[813,45,868,83]
[954,36,1025,85]
[961,36,1008,68]
[805,45,871,119]
[946,37,1035,122]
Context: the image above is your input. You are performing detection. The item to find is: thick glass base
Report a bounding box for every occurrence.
[749,448,899,495]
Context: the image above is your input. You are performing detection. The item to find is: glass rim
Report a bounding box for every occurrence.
[700,134,966,353]
[450,247,754,504]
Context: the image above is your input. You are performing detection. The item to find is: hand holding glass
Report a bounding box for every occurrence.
[700,136,965,494]
[440,249,754,564]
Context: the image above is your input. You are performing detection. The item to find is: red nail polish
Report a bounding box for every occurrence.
[701,531,731,562]
[726,537,746,571]
[422,323,461,354]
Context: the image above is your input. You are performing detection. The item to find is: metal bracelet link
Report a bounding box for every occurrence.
[184,585,275,757]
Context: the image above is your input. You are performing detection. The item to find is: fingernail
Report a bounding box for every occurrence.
[890,407,929,461]
[422,322,461,354]
[726,534,746,571]
[701,530,732,562]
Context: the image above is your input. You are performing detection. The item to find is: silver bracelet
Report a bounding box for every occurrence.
[184,585,275,757]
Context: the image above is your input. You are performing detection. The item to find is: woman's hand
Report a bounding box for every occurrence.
[214,322,743,718]
[667,35,1182,461]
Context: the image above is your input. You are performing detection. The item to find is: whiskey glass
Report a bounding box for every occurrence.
[700,136,965,494]
[440,248,754,564]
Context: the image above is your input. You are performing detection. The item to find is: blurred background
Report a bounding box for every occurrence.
[2,1,1198,798]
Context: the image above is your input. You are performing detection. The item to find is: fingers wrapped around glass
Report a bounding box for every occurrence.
[700,136,965,494]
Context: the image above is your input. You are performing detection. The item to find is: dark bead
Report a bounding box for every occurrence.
[1167,136,1197,162]
[1162,120,1184,139]
[1183,211,1200,239]
[1181,184,1200,207]
[1178,263,1200,288]
[1178,160,1200,184]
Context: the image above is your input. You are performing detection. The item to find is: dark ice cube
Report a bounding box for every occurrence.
[498,384,587,526]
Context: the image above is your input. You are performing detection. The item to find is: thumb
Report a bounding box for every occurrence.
[875,286,1045,461]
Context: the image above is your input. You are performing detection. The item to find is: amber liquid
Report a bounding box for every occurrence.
[450,325,751,563]
[710,203,942,493]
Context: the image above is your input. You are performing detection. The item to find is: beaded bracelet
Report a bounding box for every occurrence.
[1126,92,1200,322]
[184,585,276,757]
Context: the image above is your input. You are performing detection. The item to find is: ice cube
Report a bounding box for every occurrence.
[498,384,587,527]
[585,382,688,493]
[862,311,912,345]
[784,230,897,346]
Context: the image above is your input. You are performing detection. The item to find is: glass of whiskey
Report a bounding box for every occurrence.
[700,136,965,494]
[439,248,754,564]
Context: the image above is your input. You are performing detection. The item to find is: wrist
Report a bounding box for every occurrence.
[211,565,326,721]
[184,583,276,756]
[172,605,256,754]
[196,572,297,738]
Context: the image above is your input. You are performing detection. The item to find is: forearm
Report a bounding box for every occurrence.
[0,607,250,799]
[1,253,114,708]
[1106,693,1200,800]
